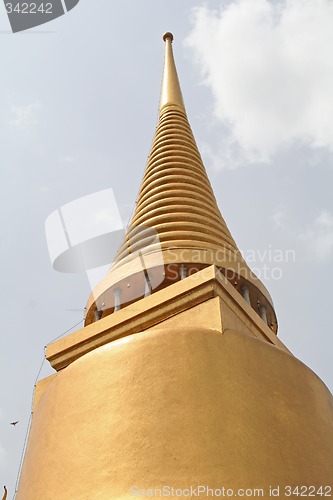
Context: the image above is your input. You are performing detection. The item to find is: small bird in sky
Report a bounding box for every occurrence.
[10,421,19,426]
[2,485,7,500]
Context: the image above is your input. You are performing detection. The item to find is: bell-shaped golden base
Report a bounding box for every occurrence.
[17,328,333,499]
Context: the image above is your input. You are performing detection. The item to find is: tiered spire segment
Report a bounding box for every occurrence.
[112,32,239,267]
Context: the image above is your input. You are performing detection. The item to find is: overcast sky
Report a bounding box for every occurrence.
[1,0,333,495]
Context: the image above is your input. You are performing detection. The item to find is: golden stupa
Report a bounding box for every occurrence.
[17,33,333,499]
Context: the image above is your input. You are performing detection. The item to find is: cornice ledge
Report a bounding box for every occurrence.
[46,265,287,371]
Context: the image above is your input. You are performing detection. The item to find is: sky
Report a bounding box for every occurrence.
[1,0,333,495]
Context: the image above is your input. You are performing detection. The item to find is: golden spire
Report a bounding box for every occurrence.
[85,33,277,332]
[160,32,185,111]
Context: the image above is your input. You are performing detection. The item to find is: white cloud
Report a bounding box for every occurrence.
[9,100,41,134]
[185,0,333,163]
[316,210,333,227]
[199,131,249,169]
[301,210,333,261]
[271,204,287,229]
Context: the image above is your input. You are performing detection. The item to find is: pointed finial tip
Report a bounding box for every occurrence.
[163,32,174,43]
